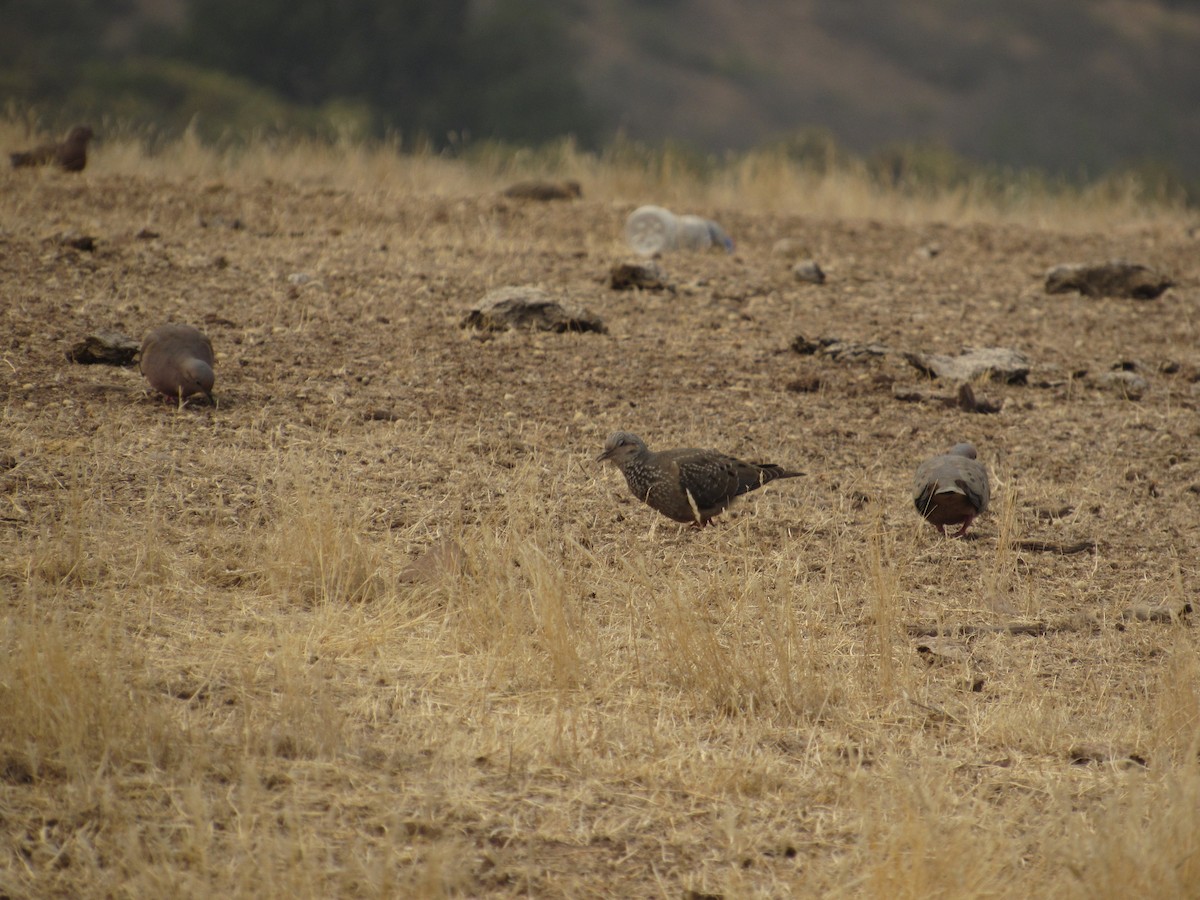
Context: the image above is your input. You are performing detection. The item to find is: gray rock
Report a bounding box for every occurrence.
[609,260,673,292]
[1097,370,1149,400]
[792,259,826,284]
[66,330,140,366]
[790,334,892,363]
[462,287,607,334]
[905,346,1031,383]
[502,180,582,201]
[1045,260,1173,299]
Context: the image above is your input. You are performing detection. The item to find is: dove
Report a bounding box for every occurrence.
[912,442,990,536]
[139,324,216,404]
[597,431,801,526]
[10,125,94,172]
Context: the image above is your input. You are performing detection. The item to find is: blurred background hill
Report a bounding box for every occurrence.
[3,0,1198,188]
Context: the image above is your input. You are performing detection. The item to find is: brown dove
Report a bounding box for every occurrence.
[139,324,215,404]
[10,125,93,172]
[912,442,990,536]
[597,431,802,526]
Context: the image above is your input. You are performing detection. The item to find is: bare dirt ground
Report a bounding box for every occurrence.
[2,157,1199,897]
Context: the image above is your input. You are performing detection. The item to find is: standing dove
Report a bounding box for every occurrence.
[10,125,93,172]
[139,324,216,404]
[597,431,802,526]
[912,442,990,536]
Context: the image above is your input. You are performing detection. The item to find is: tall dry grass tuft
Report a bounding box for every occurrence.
[852,772,1022,899]
[641,549,839,724]
[446,524,586,689]
[987,475,1021,615]
[1150,635,1200,766]
[21,466,102,592]
[439,460,588,693]
[1061,768,1200,899]
[0,617,183,781]
[258,467,390,607]
[867,518,902,699]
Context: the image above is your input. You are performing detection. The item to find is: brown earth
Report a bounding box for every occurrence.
[2,165,1199,896]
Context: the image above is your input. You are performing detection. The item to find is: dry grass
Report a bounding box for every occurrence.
[1,124,1199,897]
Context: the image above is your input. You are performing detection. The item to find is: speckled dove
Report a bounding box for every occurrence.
[139,324,215,404]
[912,442,990,536]
[597,431,801,526]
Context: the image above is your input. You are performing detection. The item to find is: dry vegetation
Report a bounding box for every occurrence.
[1,125,1199,898]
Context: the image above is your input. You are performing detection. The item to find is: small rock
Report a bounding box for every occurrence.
[1045,260,1173,299]
[288,272,313,286]
[502,179,582,201]
[57,231,95,252]
[785,375,823,393]
[792,259,826,284]
[915,638,972,666]
[1120,600,1191,623]
[791,335,891,363]
[461,287,607,334]
[905,346,1030,384]
[1097,370,1148,400]
[609,260,673,292]
[892,381,1001,413]
[135,227,160,240]
[364,409,400,422]
[66,331,140,366]
[955,382,1001,413]
[915,243,942,260]
[1068,743,1147,768]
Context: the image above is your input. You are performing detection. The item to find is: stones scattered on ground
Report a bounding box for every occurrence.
[791,334,1161,410]
[905,346,1031,384]
[1067,743,1147,768]
[915,638,972,666]
[198,214,244,230]
[502,179,582,201]
[66,330,140,365]
[462,286,607,334]
[1045,260,1173,299]
[1031,504,1076,521]
[1012,539,1097,555]
[893,381,1001,413]
[1095,369,1149,400]
[55,231,96,252]
[1119,599,1192,624]
[915,243,942,260]
[608,259,673,292]
[790,334,891,363]
[785,374,824,393]
[792,336,1028,385]
[364,408,401,422]
[792,259,826,284]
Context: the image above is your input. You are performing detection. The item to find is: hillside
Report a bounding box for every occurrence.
[572,0,1200,175]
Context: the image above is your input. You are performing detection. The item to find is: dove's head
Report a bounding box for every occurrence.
[707,221,734,253]
[597,431,648,466]
[180,357,216,402]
